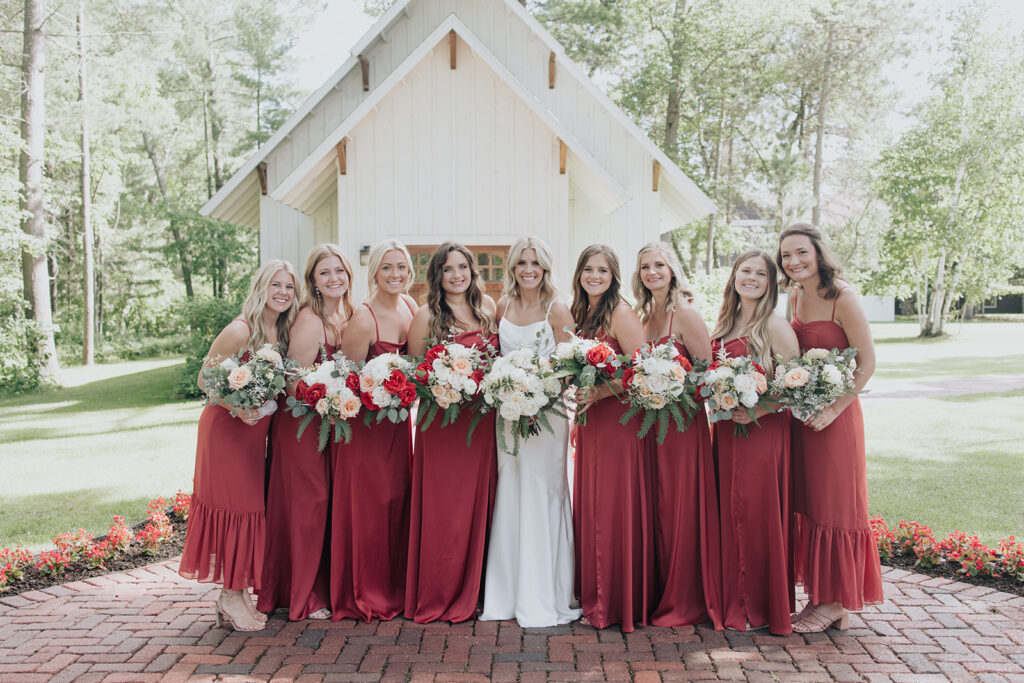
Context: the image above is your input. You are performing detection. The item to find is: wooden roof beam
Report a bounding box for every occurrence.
[549,51,556,89]
[257,162,268,195]
[449,31,457,69]
[336,138,348,175]
[359,54,369,91]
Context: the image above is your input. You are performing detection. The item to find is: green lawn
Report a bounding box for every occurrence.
[1,320,1022,551]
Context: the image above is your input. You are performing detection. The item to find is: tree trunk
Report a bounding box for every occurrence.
[661,0,688,161]
[143,131,194,298]
[939,243,969,333]
[79,1,94,365]
[20,0,59,379]
[923,249,946,337]
[812,23,834,227]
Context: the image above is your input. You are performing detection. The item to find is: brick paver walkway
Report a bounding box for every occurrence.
[1,560,1023,682]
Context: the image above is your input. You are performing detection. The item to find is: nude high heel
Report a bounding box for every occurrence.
[215,592,265,632]
[792,607,849,633]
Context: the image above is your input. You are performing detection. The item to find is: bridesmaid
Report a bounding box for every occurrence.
[404,242,499,623]
[179,260,299,631]
[479,236,581,627]
[258,245,352,621]
[709,249,799,635]
[632,242,722,629]
[571,244,652,632]
[332,240,418,621]
[777,223,882,632]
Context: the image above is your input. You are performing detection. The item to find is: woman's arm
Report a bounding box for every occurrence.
[200,319,263,425]
[339,306,375,363]
[808,287,874,430]
[548,300,574,344]
[675,304,712,363]
[406,306,431,357]
[576,303,644,410]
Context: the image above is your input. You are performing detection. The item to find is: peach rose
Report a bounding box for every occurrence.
[784,366,811,389]
[718,393,738,411]
[228,366,253,390]
[670,365,687,382]
[360,374,376,392]
[339,396,361,419]
[315,397,330,416]
[451,356,473,376]
[754,372,768,393]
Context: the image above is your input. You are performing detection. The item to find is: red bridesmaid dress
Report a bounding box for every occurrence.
[404,329,498,623]
[790,289,883,610]
[179,338,268,591]
[573,334,656,633]
[256,324,333,620]
[649,328,723,629]
[330,302,415,621]
[712,337,794,635]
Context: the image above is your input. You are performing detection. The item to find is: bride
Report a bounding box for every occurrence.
[478,236,581,627]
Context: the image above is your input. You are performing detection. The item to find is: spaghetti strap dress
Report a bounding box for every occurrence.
[650,323,723,629]
[179,321,269,591]
[790,289,883,610]
[330,301,415,621]
[712,337,794,635]
[256,323,334,620]
[405,328,499,623]
[573,333,656,633]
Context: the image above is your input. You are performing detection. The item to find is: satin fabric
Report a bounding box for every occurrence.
[330,330,412,621]
[179,350,269,592]
[573,334,656,633]
[712,337,794,635]
[256,339,335,621]
[790,301,883,610]
[405,330,498,623]
[649,339,723,629]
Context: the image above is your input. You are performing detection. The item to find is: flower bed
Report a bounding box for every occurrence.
[0,492,190,595]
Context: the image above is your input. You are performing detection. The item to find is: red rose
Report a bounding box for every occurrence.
[398,383,417,407]
[361,392,379,411]
[345,372,360,394]
[424,345,444,364]
[471,369,484,385]
[383,369,406,395]
[415,361,432,381]
[586,344,613,366]
[305,383,327,406]
[678,357,692,372]
[752,361,765,374]
[295,380,309,402]
[622,367,635,387]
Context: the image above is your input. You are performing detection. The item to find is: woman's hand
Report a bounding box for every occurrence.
[731,408,753,424]
[804,404,839,432]
[232,406,264,426]
[574,385,604,416]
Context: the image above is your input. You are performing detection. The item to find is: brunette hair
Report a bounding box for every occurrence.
[571,244,624,338]
[710,249,779,375]
[366,239,413,294]
[632,241,695,322]
[241,260,300,351]
[777,222,844,299]
[425,242,494,342]
[503,236,557,309]
[301,244,355,329]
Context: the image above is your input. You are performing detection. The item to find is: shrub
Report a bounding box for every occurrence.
[52,529,94,562]
[0,309,48,394]
[936,531,999,578]
[106,516,133,551]
[84,540,114,569]
[892,520,940,568]
[175,297,241,398]
[172,490,191,521]
[137,513,175,555]
[997,537,1024,582]
[0,546,32,590]
[35,549,71,577]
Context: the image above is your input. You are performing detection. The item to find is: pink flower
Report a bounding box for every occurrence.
[228,366,253,390]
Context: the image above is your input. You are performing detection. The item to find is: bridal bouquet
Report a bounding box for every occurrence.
[358,353,418,424]
[201,344,298,419]
[474,347,567,455]
[550,334,621,424]
[771,347,858,421]
[697,347,770,437]
[619,341,701,444]
[413,339,497,431]
[286,354,361,448]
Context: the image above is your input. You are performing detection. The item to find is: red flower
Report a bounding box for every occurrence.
[416,361,432,381]
[295,380,309,402]
[383,369,407,395]
[305,383,327,405]
[622,367,635,387]
[752,361,766,374]
[471,369,484,385]
[398,383,417,407]
[424,345,445,364]
[585,344,613,367]
[360,392,379,411]
[678,357,692,372]
[345,373,360,394]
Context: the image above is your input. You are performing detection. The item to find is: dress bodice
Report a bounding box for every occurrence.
[499,317,554,358]
[711,336,749,358]
[790,288,851,353]
[451,328,500,353]
[364,300,417,359]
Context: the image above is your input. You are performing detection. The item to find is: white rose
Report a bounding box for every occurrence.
[372,387,391,408]
[499,402,521,421]
[739,391,758,408]
[647,374,669,394]
[821,365,842,385]
[219,357,239,371]
[555,343,575,360]
[733,374,756,394]
[256,346,283,365]
[464,379,478,395]
[716,366,735,379]
[804,348,830,361]
[649,394,667,409]
[436,395,452,409]
[542,377,561,395]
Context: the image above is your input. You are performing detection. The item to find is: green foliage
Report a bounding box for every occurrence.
[0,309,48,395]
[174,296,243,398]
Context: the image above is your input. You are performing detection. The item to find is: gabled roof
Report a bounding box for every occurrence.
[201,0,715,225]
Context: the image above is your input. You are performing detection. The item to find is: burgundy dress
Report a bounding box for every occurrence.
[712,337,794,635]
[405,329,498,623]
[573,333,656,632]
[790,290,883,610]
[331,302,415,621]
[649,331,723,629]
[256,326,334,620]
[179,344,269,591]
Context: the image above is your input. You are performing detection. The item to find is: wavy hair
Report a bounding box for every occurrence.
[241,259,300,351]
[366,239,413,294]
[301,245,355,335]
[632,241,695,322]
[503,236,557,309]
[710,250,779,375]
[571,244,624,338]
[425,242,494,342]
[777,222,844,299]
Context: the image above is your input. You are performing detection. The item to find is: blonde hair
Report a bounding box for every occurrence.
[301,244,355,324]
[632,241,695,322]
[366,239,413,294]
[242,260,300,351]
[710,250,779,375]
[570,244,624,339]
[503,236,557,309]
[425,242,494,342]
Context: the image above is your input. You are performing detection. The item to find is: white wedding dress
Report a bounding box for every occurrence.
[479,309,581,626]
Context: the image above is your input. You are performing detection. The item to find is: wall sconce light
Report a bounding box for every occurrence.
[359,244,370,266]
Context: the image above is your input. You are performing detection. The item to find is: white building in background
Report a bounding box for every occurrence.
[199,0,714,302]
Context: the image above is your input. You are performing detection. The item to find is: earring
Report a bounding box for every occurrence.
[315,287,321,298]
